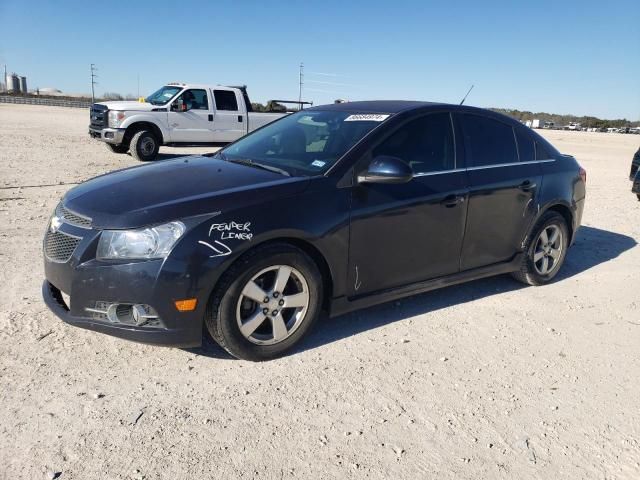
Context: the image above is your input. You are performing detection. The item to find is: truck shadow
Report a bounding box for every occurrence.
[189,225,636,360]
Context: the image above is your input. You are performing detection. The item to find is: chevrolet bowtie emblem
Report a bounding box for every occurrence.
[50,215,63,233]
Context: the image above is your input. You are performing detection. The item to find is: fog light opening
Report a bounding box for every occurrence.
[85,302,159,326]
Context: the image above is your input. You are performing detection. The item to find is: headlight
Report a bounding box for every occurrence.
[108,110,126,128]
[97,221,186,260]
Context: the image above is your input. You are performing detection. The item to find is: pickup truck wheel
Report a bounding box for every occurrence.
[105,143,129,154]
[511,211,569,286]
[205,243,323,361]
[130,130,160,162]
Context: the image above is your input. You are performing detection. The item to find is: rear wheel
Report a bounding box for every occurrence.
[205,243,323,361]
[130,130,160,161]
[512,211,569,286]
[105,143,128,154]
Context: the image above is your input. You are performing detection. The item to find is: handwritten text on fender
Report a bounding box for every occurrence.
[208,221,253,241]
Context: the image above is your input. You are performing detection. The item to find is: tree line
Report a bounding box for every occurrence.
[492,108,639,129]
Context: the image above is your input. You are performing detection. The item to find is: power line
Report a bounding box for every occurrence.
[90,64,98,104]
[298,62,304,107]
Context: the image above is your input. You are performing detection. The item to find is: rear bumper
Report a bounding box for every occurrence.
[88,127,125,145]
[43,280,202,347]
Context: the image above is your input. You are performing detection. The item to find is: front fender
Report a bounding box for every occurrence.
[120,114,169,142]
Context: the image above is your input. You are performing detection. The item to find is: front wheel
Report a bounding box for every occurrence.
[130,130,160,161]
[105,143,129,154]
[205,244,323,361]
[512,211,569,286]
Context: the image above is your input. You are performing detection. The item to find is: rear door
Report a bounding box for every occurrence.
[212,89,246,142]
[457,113,542,270]
[347,112,469,295]
[167,88,212,142]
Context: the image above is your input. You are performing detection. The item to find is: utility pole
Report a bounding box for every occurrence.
[3,65,6,93]
[298,62,304,110]
[90,64,98,103]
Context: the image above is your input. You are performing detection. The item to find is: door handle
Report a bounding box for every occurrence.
[519,180,537,191]
[441,194,465,208]
[237,115,243,122]
[208,114,213,121]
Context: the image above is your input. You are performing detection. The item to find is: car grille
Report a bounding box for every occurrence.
[44,230,82,263]
[56,203,92,228]
[90,104,108,129]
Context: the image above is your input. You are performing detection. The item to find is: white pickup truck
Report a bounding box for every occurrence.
[89,83,303,161]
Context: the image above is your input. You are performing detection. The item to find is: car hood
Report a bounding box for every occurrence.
[63,156,310,229]
[97,100,156,111]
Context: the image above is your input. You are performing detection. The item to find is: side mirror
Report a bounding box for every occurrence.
[357,155,413,184]
[172,98,188,112]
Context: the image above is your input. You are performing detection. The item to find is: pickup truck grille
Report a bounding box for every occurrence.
[90,104,108,129]
[44,231,82,263]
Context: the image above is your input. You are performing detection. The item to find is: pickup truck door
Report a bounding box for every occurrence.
[211,89,246,142]
[167,88,213,143]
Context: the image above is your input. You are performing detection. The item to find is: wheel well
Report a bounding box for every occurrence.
[547,204,574,242]
[123,122,164,146]
[212,238,334,312]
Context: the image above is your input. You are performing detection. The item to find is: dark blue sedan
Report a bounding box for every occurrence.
[42,101,586,360]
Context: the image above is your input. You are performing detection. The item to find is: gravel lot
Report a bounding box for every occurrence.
[1,104,639,480]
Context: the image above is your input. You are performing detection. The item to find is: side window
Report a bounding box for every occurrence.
[372,113,455,174]
[180,89,208,110]
[515,130,535,163]
[535,142,552,160]
[214,90,239,111]
[461,114,518,167]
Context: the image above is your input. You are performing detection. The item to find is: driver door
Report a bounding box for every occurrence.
[167,88,213,142]
[347,112,469,296]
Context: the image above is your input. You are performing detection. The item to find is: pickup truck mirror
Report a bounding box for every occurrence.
[172,99,189,112]
[357,155,413,184]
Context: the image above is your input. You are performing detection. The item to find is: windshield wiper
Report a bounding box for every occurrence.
[224,157,290,177]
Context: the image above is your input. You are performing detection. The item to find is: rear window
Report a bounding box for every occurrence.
[214,90,239,111]
[460,114,518,167]
[535,142,552,160]
[515,130,535,163]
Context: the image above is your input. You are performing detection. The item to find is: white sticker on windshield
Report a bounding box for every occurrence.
[311,160,326,168]
[345,114,390,122]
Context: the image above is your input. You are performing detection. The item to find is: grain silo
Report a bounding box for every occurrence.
[5,73,18,93]
[19,76,27,93]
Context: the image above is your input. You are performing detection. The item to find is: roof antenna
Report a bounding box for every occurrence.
[460,84,474,105]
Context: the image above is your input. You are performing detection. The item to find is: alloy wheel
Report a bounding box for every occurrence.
[533,224,563,275]
[236,265,310,345]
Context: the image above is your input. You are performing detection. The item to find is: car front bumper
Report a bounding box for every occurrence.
[88,127,125,145]
[42,280,202,347]
[42,222,205,348]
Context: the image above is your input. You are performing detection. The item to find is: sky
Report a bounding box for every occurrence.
[0,0,638,120]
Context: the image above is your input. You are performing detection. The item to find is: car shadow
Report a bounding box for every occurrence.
[188,226,636,360]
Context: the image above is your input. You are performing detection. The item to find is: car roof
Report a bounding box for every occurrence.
[307,100,448,114]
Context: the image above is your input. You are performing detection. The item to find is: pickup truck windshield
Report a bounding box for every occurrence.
[146,86,182,105]
[220,110,389,176]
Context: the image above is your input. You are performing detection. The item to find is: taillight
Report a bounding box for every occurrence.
[579,166,587,184]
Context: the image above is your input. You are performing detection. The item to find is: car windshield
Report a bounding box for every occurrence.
[219,110,390,176]
[146,86,182,105]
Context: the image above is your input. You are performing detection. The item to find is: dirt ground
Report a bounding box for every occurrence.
[1,104,639,480]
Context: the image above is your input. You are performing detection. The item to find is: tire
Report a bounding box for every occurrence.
[129,130,160,161]
[205,243,323,361]
[511,211,569,286]
[105,143,129,154]
[637,194,640,201]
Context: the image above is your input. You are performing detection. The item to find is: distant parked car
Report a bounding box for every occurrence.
[630,147,640,181]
